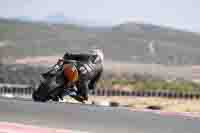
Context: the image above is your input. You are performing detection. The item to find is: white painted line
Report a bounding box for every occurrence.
[1,93,15,98]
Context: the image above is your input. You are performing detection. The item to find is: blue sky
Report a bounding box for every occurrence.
[0,0,200,32]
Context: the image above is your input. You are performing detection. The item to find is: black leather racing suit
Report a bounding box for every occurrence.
[63,52,103,100]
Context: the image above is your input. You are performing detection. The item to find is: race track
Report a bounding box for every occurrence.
[0,97,199,133]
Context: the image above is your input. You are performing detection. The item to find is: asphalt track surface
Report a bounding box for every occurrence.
[0,97,200,133]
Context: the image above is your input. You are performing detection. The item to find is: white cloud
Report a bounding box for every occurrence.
[0,0,199,32]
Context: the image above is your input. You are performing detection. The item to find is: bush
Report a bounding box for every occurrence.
[99,79,200,94]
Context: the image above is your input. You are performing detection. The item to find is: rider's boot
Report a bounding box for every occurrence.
[73,90,88,103]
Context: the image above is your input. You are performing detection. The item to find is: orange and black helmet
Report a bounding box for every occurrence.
[63,64,79,82]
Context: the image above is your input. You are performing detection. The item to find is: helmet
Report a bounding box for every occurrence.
[63,64,79,83]
[89,49,104,63]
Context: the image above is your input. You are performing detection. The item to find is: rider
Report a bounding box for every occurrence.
[62,49,104,102]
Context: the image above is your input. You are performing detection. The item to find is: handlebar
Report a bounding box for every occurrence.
[45,58,82,73]
[55,58,84,67]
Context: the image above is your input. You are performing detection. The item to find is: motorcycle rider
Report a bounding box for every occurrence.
[62,49,104,102]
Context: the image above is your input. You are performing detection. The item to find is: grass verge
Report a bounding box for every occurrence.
[97,79,200,94]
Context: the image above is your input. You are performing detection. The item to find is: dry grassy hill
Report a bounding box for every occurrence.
[0,18,200,65]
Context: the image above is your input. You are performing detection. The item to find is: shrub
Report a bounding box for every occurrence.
[99,79,200,94]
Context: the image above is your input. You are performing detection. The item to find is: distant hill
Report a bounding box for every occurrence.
[45,13,66,23]
[15,13,102,27]
[0,18,200,65]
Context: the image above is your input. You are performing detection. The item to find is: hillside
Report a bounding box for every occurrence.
[0,18,200,65]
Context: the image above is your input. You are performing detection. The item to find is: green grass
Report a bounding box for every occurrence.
[0,23,16,32]
[0,19,84,58]
[99,79,200,93]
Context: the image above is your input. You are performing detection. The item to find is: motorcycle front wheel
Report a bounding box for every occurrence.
[32,84,49,102]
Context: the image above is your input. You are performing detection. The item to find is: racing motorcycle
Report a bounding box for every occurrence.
[32,58,82,102]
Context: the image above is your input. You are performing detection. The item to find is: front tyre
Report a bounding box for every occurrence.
[32,90,48,102]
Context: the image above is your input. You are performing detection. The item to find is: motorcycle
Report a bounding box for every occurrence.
[32,58,82,102]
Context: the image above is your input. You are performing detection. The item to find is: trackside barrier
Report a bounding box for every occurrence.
[0,84,34,97]
[0,84,199,99]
